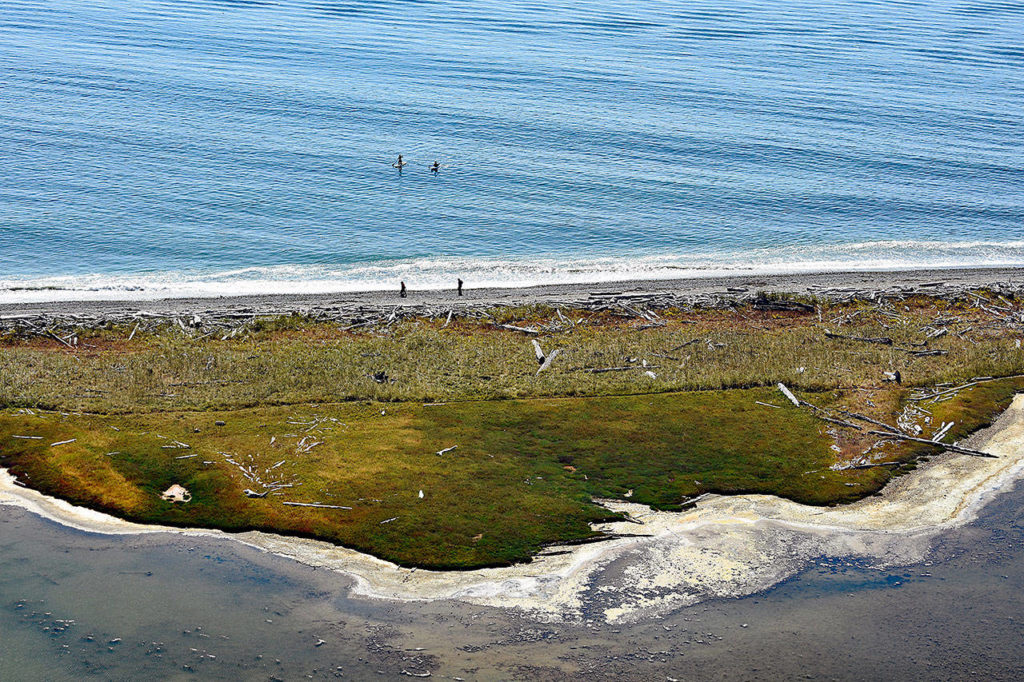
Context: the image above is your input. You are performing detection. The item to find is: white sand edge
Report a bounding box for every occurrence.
[3,395,1023,623]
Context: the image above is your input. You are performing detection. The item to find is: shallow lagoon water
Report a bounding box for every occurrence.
[2,479,1024,680]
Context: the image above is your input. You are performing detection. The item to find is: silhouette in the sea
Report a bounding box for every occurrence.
[400,281,407,298]
[457,278,464,296]
[430,161,440,174]
[393,154,407,170]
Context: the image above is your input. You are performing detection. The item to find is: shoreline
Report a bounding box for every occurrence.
[3,394,1023,623]
[2,265,1022,320]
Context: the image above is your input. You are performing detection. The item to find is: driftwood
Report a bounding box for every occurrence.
[797,390,998,460]
[531,339,545,364]
[777,383,800,407]
[910,381,979,403]
[752,297,814,312]
[496,324,539,335]
[536,349,561,374]
[866,430,995,458]
[824,330,893,345]
[932,421,955,441]
[851,461,902,470]
[4,279,1021,358]
[669,339,701,351]
[583,366,634,374]
[46,329,75,349]
[282,501,352,510]
[540,532,651,549]
[436,445,457,456]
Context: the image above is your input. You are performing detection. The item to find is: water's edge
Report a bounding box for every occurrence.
[3,394,1023,623]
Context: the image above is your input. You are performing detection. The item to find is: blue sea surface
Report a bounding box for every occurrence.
[1,0,1022,300]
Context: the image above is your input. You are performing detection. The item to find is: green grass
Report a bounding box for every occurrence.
[0,387,867,568]
[3,379,1022,569]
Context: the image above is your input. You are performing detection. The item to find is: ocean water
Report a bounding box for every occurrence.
[0,0,1022,302]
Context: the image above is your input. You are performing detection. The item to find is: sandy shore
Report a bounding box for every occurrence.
[4,393,1023,624]
[2,266,1022,319]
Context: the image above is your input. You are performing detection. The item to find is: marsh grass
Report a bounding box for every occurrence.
[0,387,891,568]
[1,296,1022,568]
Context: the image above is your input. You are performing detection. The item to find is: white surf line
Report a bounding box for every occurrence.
[2,395,1024,623]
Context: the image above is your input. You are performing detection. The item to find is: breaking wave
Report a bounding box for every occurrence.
[2,240,1023,304]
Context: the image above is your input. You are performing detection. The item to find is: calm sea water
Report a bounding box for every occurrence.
[1,0,1023,301]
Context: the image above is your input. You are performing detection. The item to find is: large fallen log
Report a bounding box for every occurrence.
[539,532,652,549]
[866,430,995,458]
[777,383,800,407]
[282,501,352,509]
[824,330,893,345]
[531,339,545,364]
[496,324,539,335]
[752,297,814,312]
[536,349,561,374]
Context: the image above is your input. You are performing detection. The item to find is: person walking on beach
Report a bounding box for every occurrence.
[457,278,464,296]
[400,281,407,298]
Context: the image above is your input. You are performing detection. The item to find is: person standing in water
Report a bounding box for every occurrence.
[393,154,406,169]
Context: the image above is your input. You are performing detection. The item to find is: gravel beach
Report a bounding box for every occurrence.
[3,266,1022,320]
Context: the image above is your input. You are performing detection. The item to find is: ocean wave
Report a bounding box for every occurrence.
[2,240,1023,304]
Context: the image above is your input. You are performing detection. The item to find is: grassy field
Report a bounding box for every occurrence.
[1,293,1022,568]
[1,296,1021,413]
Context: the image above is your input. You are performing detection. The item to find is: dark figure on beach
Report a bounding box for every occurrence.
[457,278,464,296]
[894,370,902,384]
[400,281,407,298]
[393,154,406,169]
[430,161,440,174]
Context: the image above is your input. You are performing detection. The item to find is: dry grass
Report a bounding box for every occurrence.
[1,296,1021,414]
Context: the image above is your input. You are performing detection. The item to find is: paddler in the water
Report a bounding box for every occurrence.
[430,160,440,174]
[393,154,407,169]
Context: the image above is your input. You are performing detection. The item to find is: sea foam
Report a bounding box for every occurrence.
[2,240,1023,304]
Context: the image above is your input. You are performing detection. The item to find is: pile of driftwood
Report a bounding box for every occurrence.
[777,382,999,469]
[2,281,1020,350]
